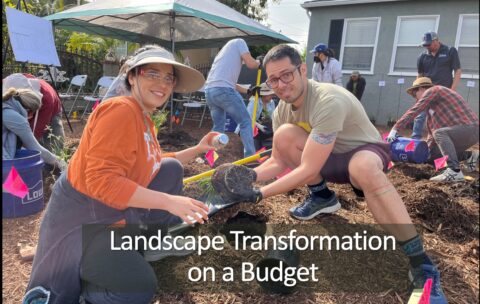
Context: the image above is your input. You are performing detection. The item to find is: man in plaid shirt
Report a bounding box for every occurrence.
[387,77,479,182]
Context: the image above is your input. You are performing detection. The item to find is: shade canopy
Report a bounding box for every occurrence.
[45,0,296,50]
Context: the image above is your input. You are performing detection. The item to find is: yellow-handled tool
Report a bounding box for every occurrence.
[183,149,272,184]
[251,65,263,130]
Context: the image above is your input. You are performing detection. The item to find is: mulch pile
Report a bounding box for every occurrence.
[2,120,478,304]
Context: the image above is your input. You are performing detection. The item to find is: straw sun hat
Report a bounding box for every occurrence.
[126,48,205,94]
[406,77,434,96]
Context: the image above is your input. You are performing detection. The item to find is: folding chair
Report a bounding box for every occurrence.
[59,75,88,118]
[81,76,116,119]
[181,100,208,127]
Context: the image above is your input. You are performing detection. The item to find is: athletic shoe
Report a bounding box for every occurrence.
[143,238,195,262]
[409,264,448,304]
[429,168,464,182]
[464,150,479,173]
[289,191,341,220]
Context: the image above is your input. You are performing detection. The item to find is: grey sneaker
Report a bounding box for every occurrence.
[289,191,341,220]
[464,150,479,173]
[429,168,464,182]
[143,238,195,262]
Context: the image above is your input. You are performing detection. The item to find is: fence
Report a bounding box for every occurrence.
[2,45,105,92]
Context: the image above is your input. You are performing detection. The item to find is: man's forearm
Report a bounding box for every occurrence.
[451,69,462,91]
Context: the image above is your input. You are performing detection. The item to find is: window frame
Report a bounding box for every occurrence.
[388,15,440,76]
[339,17,381,75]
[455,13,479,79]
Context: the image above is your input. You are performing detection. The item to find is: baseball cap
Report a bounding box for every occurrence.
[126,48,205,93]
[3,73,43,99]
[351,70,360,76]
[259,83,275,96]
[422,31,439,46]
[309,43,328,54]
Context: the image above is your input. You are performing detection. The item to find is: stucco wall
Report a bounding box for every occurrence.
[306,0,479,125]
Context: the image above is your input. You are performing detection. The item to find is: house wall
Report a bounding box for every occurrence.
[306,0,479,125]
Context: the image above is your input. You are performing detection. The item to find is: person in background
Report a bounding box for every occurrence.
[2,74,66,170]
[236,82,277,150]
[217,45,448,304]
[204,38,262,157]
[345,70,366,101]
[412,31,462,139]
[22,74,65,153]
[310,43,343,86]
[24,45,218,304]
[387,77,478,182]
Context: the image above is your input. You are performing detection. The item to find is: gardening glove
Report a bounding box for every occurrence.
[386,129,399,143]
[256,55,265,68]
[247,85,261,99]
[212,164,260,204]
[256,122,267,133]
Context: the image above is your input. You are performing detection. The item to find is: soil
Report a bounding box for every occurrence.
[2,119,479,304]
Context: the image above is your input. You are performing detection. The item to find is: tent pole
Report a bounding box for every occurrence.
[168,11,176,133]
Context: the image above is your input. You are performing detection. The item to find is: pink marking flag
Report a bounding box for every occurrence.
[382,132,389,143]
[434,156,448,171]
[276,168,292,179]
[2,166,28,198]
[92,99,100,111]
[418,278,433,304]
[405,140,416,152]
[256,147,269,163]
[253,126,259,138]
[388,161,395,170]
[205,150,219,168]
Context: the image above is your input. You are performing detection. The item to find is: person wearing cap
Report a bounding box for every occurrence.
[387,77,478,182]
[22,73,65,154]
[204,38,262,157]
[25,45,220,304]
[215,45,448,304]
[412,31,462,140]
[345,70,366,101]
[2,73,66,171]
[310,43,343,86]
[235,83,277,149]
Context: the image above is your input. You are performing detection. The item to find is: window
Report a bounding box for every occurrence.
[455,14,479,78]
[390,15,439,75]
[339,17,381,74]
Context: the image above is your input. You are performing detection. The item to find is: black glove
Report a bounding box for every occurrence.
[256,55,265,68]
[212,164,261,204]
[247,85,261,99]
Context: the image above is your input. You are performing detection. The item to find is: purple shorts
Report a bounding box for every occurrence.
[320,143,391,184]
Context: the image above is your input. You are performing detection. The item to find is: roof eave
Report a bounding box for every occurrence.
[301,0,409,9]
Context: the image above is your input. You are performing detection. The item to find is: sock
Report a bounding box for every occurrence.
[307,180,333,199]
[451,168,461,173]
[399,235,433,268]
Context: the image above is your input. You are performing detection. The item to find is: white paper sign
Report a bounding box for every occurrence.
[467,81,475,88]
[378,81,386,87]
[6,7,61,66]
[397,78,405,84]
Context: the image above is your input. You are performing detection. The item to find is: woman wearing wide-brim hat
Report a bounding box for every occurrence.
[387,77,479,182]
[24,46,221,304]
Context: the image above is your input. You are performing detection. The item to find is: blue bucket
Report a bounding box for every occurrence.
[225,113,238,132]
[2,149,45,218]
[390,137,429,163]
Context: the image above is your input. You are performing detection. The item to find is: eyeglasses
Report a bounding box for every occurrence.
[265,65,301,89]
[139,68,176,86]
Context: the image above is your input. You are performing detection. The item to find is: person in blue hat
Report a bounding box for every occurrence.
[412,31,462,140]
[310,43,343,86]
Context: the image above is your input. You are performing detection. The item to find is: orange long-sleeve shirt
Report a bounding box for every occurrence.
[67,96,172,210]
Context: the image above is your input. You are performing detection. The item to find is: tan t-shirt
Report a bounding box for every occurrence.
[272,80,382,153]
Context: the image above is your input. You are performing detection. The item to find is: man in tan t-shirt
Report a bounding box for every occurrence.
[215,45,447,303]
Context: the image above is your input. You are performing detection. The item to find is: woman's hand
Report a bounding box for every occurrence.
[166,196,209,225]
[195,131,221,154]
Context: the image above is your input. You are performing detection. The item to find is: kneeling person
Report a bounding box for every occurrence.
[217,45,447,304]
